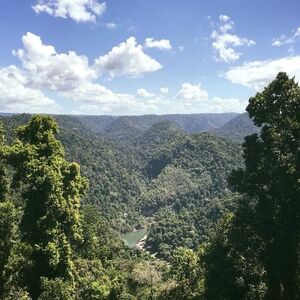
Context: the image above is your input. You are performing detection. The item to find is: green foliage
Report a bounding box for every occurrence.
[4,115,87,299]
[74,259,111,300]
[39,278,74,300]
[229,73,300,299]
[78,205,126,263]
[0,109,265,299]
[204,198,268,299]
[201,73,300,300]
[160,246,205,299]
[0,201,19,296]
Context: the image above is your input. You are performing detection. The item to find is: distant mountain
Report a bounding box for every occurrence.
[75,115,117,133]
[0,112,16,116]
[76,113,238,139]
[135,121,184,149]
[213,112,259,141]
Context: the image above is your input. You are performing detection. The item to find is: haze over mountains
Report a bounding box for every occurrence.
[76,113,239,138]
[1,111,257,141]
[1,111,257,143]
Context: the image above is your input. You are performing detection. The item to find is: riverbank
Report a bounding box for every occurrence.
[136,233,148,250]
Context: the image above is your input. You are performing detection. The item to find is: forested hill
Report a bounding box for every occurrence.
[213,112,259,141]
[0,113,255,231]
[76,112,238,139]
[0,113,244,256]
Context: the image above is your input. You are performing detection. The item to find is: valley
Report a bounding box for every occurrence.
[0,112,254,259]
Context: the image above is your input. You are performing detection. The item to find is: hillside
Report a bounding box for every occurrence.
[134,127,243,257]
[213,112,259,141]
[76,113,238,140]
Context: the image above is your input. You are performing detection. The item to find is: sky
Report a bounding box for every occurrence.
[0,0,300,115]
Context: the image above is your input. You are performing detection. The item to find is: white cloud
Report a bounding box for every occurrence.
[8,33,166,114]
[176,83,209,101]
[166,95,246,114]
[106,22,118,29]
[2,32,247,115]
[64,81,246,115]
[62,81,162,115]
[211,15,255,63]
[13,32,97,91]
[209,96,247,113]
[137,88,155,98]
[32,0,106,23]
[224,56,300,90]
[144,38,172,50]
[172,82,246,113]
[0,65,59,113]
[178,46,185,53]
[160,87,169,94]
[219,14,230,22]
[61,81,123,104]
[272,27,300,47]
[94,37,162,78]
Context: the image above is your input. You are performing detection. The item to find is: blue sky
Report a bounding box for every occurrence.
[0,0,300,115]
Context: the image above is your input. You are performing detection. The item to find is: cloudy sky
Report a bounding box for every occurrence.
[0,0,300,115]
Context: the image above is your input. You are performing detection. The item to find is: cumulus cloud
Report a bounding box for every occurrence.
[61,81,123,104]
[62,81,162,115]
[0,65,59,113]
[176,83,209,101]
[7,33,167,114]
[144,38,172,50]
[66,82,246,115]
[137,88,155,98]
[94,37,162,78]
[219,14,230,22]
[172,82,246,113]
[272,27,300,47]
[62,79,246,115]
[160,87,169,94]
[224,56,300,90]
[32,0,106,23]
[13,32,97,91]
[211,15,255,63]
[2,32,247,115]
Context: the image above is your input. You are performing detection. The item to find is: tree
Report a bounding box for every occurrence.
[229,72,300,299]
[0,121,21,297]
[0,199,19,297]
[0,121,8,200]
[39,278,74,300]
[204,207,266,300]
[8,116,88,299]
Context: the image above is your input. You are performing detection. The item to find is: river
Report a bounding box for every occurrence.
[122,228,147,248]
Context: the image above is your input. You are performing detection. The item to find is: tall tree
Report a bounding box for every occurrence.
[8,115,88,299]
[230,72,300,299]
[204,205,266,299]
[0,121,18,297]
